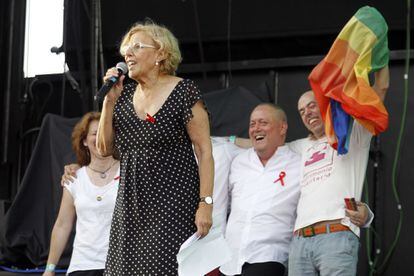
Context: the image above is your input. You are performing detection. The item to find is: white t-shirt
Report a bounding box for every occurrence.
[220,145,301,275]
[289,121,372,237]
[211,137,245,232]
[64,166,119,273]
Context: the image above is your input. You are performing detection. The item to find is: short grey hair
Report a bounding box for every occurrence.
[254,103,287,123]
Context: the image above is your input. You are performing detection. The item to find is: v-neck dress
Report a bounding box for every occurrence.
[104,79,202,275]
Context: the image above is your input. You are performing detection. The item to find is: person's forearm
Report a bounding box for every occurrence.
[235,137,252,149]
[97,98,116,156]
[46,223,73,266]
[198,151,214,198]
[373,65,390,102]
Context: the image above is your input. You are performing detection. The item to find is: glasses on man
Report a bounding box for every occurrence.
[120,41,156,56]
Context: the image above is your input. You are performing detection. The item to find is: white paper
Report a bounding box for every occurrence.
[179,232,201,251]
[177,215,232,276]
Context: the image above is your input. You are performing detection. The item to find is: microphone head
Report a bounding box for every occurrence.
[116,62,128,75]
[50,46,63,54]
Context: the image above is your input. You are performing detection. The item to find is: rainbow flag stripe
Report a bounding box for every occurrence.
[308,6,389,154]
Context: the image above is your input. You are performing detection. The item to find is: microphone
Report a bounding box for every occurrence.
[95,62,128,101]
[50,46,63,54]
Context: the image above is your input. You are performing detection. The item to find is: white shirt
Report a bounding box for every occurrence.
[211,137,245,232]
[64,166,119,274]
[220,145,301,275]
[289,121,372,237]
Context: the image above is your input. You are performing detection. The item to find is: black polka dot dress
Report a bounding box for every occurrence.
[104,79,202,275]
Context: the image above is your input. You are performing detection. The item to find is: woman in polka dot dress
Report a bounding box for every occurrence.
[96,20,214,275]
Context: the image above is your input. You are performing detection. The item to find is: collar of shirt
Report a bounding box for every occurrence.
[250,144,290,169]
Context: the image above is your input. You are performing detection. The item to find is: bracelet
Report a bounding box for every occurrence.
[45,264,56,272]
[228,135,236,144]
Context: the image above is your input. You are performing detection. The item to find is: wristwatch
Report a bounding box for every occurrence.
[200,196,213,205]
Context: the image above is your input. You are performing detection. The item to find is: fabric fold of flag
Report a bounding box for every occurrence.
[308,6,389,154]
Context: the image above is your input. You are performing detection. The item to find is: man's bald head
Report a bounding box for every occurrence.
[254,103,287,123]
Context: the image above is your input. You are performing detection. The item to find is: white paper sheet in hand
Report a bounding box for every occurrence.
[177,219,231,276]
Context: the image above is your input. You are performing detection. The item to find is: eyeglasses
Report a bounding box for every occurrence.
[120,41,156,56]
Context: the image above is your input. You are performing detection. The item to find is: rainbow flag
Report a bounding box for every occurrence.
[308,6,389,154]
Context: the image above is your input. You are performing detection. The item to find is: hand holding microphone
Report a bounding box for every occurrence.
[95,62,128,102]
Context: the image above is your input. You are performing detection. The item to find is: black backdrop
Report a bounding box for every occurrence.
[64,0,412,74]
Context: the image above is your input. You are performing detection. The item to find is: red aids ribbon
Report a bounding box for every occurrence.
[274,171,286,186]
[146,113,156,124]
[114,176,120,181]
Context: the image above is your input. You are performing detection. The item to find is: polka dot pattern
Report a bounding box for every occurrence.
[104,79,203,275]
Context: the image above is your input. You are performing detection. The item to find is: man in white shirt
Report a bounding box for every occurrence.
[220,103,301,276]
[288,66,390,276]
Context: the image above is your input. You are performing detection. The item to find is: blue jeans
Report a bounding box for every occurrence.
[288,231,359,276]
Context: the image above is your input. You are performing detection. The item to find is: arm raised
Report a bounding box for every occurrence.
[372,65,390,102]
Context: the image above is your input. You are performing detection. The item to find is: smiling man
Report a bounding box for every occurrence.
[288,66,390,276]
[220,103,301,276]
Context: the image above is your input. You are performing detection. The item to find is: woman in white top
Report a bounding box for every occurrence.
[43,112,120,276]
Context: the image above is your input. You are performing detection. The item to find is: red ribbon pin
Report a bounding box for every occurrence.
[274,171,286,186]
[146,113,156,124]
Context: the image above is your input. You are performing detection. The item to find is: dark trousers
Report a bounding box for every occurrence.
[241,261,285,276]
[69,269,104,276]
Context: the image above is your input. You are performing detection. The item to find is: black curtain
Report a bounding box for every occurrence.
[0,114,78,268]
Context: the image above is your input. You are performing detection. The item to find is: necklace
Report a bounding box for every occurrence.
[96,179,118,201]
[88,160,117,179]
[96,182,117,202]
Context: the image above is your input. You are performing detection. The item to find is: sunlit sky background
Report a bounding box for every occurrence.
[24,0,65,77]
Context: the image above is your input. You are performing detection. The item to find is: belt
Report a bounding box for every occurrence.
[294,223,350,237]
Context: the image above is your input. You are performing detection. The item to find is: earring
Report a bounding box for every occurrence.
[155,61,159,66]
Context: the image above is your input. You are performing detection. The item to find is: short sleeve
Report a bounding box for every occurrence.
[63,168,83,199]
[64,183,75,199]
[181,79,207,125]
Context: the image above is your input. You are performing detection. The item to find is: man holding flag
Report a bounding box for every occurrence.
[288,6,390,276]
